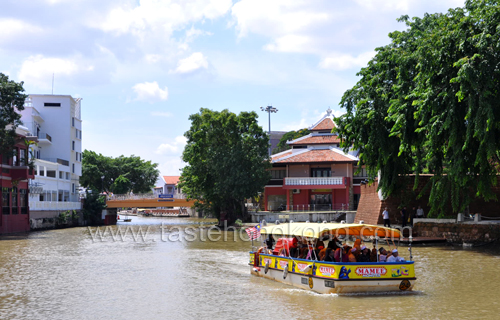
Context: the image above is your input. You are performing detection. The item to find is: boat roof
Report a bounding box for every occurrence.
[260,222,401,238]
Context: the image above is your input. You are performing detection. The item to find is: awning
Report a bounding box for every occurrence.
[260,222,401,239]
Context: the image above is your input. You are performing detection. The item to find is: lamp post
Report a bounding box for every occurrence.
[260,105,278,156]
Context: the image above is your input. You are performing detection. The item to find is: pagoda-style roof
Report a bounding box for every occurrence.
[287,134,341,146]
[310,117,335,131]
[272,148,358,164]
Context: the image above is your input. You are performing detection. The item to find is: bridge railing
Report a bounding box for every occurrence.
[109,193,187,201]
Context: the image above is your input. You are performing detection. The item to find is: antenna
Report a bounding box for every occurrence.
[52,73,54,95]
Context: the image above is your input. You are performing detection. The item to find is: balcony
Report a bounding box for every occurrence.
[10,166,35,180]
[29,201,82,211]
[38,132,52,145]
[283,176,349,189]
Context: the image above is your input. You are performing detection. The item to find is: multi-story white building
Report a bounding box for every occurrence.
[20,95,82,222]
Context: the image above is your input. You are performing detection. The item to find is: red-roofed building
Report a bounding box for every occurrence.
[154,176,182,196]
[264,108,367,212]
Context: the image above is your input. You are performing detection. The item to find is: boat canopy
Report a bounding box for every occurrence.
[260,223,401,239]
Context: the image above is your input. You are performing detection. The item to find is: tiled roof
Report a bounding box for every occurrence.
[273,149,357,164]
[288,135,341,145]
[163,176,180,185]
[311,118,335,131]
[271,150,293,161]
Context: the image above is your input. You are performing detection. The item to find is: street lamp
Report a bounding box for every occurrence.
[260,105,278,156]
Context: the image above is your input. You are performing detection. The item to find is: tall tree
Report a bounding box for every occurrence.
[336,0,500,217]
[80,150,159,194]
[0,73,27,155]
[272,128,310,154]
[180,108,271,225]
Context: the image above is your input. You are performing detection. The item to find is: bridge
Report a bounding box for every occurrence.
[106,193,196,208]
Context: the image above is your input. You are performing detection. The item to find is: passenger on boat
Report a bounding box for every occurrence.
[358,245,371,262]
[378,247,388,262]
[323,248,335,262]
[387,249,405,262]
[370,246,378,262]
[266,235,275,250]
[289,237,299,258]
[348,247,357,262]
[318,246,327,260]
[353,238,362,251]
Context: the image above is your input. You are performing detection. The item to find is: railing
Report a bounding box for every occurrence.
[39,158,69,166]
[110,193,187,201]
[267,203,350,212]
[29,201,82,210]
[284,177,343,186]
[38,132,52,142]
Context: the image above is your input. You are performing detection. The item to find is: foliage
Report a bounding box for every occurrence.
[56,211,70,226]
[335,0,500,217]
[0,73,27,155]
[272,128,310,154]
[180,108,271,225]
[80,151,159,194]
[82,190,107,225]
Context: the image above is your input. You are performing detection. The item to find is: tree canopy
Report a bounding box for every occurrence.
[0,73,27,155]
[272,128,310,154]
[180,108,271,225]
[335,0,500,217]
[80,150,159,194]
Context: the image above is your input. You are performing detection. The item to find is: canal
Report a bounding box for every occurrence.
[1,216,499,319]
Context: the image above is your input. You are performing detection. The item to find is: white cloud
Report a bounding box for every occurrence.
[155,136,187,155]
[18,55,93,89]
[97,0,232,36]
[158,157,186,176]
[319,51,376,70]
[150,111,173,117]
[171,52,208,74]
[132,81,169,102]
[0,19,44,42]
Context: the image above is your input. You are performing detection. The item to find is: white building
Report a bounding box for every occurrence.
[20,95,82,221]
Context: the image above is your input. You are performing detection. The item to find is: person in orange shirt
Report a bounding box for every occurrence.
[348,247,357,262]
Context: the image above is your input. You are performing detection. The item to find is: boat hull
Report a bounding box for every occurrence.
[250,253,416,294]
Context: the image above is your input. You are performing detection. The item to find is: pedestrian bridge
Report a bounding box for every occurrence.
[106,194,196,208]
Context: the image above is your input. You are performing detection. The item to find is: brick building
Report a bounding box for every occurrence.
[0,125,35,234]
[263,109,367,212]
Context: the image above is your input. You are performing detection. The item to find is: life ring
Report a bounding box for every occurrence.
[264,260,270,274]
[283,263,289,279]
[257,247,271,254]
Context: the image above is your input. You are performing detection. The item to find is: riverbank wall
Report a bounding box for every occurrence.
[250,211,356,224]
[413,221,500,245]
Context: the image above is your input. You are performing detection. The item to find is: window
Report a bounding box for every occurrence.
[39,167,45,176]
[72,183,75,193]
[311,168,331,177]
[76,152,78,161]
[2,188,10,215]
[11,187,18,214]
[47,170,56,178]
[59,171,64,179]
[66,172,70,180]
[20,189,28,214]
[72,117,75,126]
[72,141,75,151]
[72,163,75,173]
[354,167,368,177]
[13,148,18,166]
[20,148,27,166]
[44,102,61,107]
[271,169,286,179]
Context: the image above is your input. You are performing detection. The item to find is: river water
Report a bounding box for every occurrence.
[1,216,499,320]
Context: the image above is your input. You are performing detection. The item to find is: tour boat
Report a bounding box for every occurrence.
[249,222,416,294]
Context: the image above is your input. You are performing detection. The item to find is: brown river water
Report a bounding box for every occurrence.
[1,216,499,320]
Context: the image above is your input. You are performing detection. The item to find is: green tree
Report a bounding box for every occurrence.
[180,108,271,225]
[80,150,159,194]
[272,128,310,154]
[0,73,27,155]
[82,191,107,225]
[335,0,500,217]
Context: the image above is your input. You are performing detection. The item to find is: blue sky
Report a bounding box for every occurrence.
[1,0,464,178]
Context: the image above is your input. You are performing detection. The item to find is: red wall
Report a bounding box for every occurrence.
[264,187,287,210]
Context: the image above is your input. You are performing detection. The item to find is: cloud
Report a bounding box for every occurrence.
[132,81,169,102]
[0,19,44,42]
[171,52,208,74]
[319,51,376,70]
[150,111,173,117]
[17,55,94,89]
[155,136,187,155]
[96,0,232,36]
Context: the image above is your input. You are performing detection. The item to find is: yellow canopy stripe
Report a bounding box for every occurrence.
[260,223,401,239]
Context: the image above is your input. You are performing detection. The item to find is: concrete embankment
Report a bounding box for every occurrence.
[413,221,500,245]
